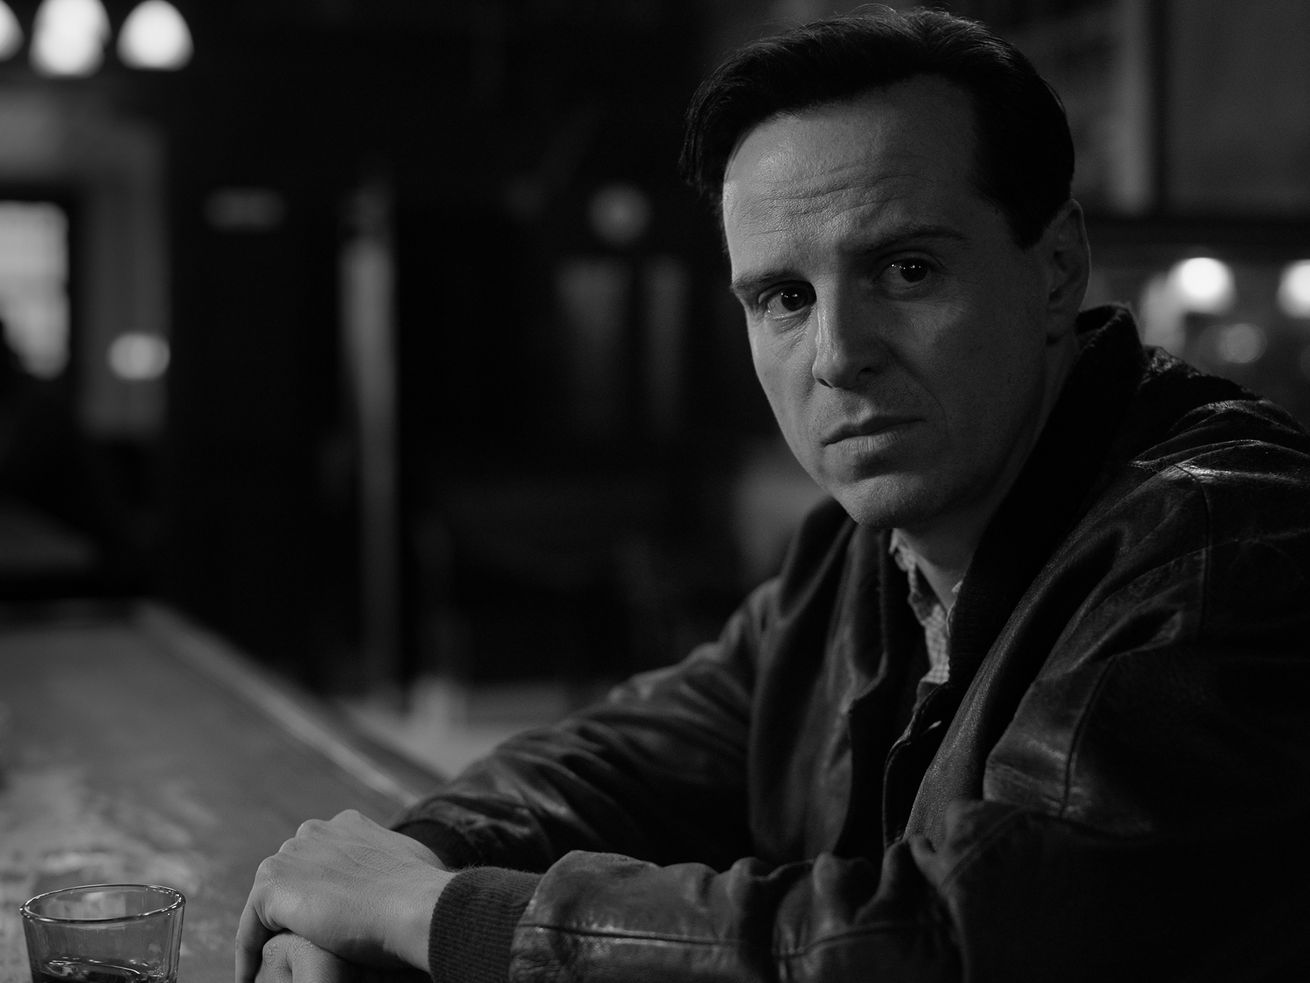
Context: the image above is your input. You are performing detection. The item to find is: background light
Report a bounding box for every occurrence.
[1168,256,1236,313]
[30,0,110,77]
[0,2,23,60]
[588,183,651,248]
[1212,322,1267,366]
[108,332,169,381]
[118,0,192,70]
[1277,260,1310,318]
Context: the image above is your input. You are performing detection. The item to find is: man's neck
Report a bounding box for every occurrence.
[892,523,977,613]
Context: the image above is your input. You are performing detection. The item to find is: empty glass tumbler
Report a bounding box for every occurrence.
[20,884,185,983]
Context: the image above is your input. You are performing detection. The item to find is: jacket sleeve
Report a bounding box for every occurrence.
[392,578,767,874]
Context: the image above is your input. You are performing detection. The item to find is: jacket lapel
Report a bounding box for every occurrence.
[899,306,1148,844]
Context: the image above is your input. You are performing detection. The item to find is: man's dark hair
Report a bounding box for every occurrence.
[679,6,1074,248]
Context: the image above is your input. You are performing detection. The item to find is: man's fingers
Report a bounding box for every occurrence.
[254,933,356,983]
[252,934,290,983]
[236,810,443,973]
[235,895,280,983]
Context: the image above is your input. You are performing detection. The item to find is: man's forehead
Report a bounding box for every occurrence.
[723,156,930,229]
[721,80,977,224]
[724,143,972,260]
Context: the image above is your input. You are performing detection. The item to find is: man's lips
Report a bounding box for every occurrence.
[821,416,919,445]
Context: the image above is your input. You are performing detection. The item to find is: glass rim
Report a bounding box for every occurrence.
[20,883,185,925]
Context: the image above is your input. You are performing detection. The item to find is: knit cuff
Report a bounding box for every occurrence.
[429,867,540,983]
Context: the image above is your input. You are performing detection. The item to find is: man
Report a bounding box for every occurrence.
[239,9,1310,981]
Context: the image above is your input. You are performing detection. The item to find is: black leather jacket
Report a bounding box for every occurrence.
[396,306,1310,981]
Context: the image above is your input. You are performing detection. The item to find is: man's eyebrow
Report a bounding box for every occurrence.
[847,222,970,256]
[728,223,968,301]
[730,269,795,302]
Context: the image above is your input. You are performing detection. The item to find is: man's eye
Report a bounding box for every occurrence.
[761,285,814,317]
[888,259,932,285]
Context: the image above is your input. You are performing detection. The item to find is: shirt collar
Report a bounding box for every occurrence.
[889,530,963,608]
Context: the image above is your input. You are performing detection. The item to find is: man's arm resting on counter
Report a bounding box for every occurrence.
[236,809,456,983]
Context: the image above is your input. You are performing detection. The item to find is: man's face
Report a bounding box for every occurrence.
[722,77,1072,537]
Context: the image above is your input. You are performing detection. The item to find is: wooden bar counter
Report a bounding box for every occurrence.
[0,602,443,983]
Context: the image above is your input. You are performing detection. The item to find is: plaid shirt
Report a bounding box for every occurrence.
[889,531,960,686]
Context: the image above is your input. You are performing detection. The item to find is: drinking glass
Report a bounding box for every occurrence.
[20,884,185,983]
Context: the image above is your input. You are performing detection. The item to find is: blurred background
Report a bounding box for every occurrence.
[2,0,1309,772]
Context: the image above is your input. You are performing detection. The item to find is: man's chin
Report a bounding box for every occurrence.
[829,477,935,529]
[822,469,958,532]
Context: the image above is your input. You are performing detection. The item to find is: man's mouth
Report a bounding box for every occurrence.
[821,416,918,445]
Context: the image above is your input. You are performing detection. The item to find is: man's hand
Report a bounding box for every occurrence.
[236,809,455,983]
[254,933,357,983]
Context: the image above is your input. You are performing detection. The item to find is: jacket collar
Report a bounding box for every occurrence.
[887,305,1154,845]
[841,305,1147,706]
[944,304,1147,689]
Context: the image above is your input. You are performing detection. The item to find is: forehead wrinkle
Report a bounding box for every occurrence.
[735,193,826,240]
[737,135,942,208]
[734,166,937,254]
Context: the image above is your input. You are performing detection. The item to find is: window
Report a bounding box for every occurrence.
[0,200,70,379]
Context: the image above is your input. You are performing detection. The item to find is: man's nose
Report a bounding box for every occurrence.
[811,294,883,389]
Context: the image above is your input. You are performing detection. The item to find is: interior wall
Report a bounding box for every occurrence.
[1167,0,1310,213]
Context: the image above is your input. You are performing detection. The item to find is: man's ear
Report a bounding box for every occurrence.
[1040,199,1090,340]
